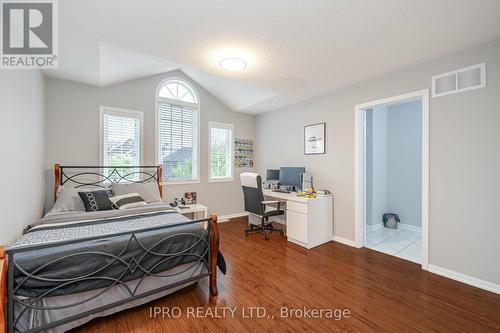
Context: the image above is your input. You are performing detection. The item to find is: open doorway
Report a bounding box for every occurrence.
[355,90,429,269]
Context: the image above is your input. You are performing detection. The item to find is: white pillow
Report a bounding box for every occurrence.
[109,193,147,209]
[51,187,85,212]
[111,182,162,203]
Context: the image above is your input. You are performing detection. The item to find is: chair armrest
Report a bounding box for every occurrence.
[261,200,286,212]
[261,200,286,205]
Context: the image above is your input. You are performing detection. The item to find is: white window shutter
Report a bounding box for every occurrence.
[209,122,234,181]
[158,103,198,181]
[101,108,143,180]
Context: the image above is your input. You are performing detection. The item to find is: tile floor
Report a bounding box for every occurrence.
[366,226,422,264]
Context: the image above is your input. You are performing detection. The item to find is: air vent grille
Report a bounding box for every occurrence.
[432,63,486,97]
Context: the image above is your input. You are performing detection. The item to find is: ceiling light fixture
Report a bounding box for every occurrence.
[219,57,247,72]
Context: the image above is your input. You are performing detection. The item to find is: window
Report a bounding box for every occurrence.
[156,79,199,183]
[99,106,143,180]
[158,79,197,104]
[209,122,234,182]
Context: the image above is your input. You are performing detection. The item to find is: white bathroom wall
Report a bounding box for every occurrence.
[366,106,388,226]
[366,101,421,228]
[387,101,422,227]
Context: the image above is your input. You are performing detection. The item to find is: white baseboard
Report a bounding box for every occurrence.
[366,223,422,232]
[269,217,286,225]
[428,264,500,295]
[220,212,286,225]
[218,212,249,223]
[399,223,422,232]
[332,235,356,247]
[366,223,383,232]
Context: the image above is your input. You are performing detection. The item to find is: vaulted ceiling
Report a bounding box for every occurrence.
[44,0,500,114]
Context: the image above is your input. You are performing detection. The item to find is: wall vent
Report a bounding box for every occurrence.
[432,63,486,98]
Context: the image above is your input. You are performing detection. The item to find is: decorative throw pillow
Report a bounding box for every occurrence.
[111,182,162,203]
[78,190,114,212]
[51,187,86,212]
[109,193,147,209]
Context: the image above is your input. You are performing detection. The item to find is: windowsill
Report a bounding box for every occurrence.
[208,177,234,183]
[163,179,200,186]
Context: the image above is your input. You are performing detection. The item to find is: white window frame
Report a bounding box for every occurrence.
[155,77,201,185]
[98,106,144,167]
[208,121,234,183]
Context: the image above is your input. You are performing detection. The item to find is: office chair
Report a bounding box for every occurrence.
[240,172,285,240]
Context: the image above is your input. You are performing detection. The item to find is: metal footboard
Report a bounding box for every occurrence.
[5,215,219,333]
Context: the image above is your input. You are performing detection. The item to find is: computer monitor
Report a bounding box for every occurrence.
[279,167,305,190]
[266,169,280,181]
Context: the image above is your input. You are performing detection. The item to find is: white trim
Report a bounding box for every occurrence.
[332,235,356,247]
[354,105,364,249]
[218,212,249,222]
[162,180,201,186]
[98,106,144,166]
[428,264,500,295]
[421,90,430,270]
[431,63,486,98]
[208,178,234,183]
[354,89,430,270]
[217,212,286,225]
[208,121,234,183]
[155,77,201,185]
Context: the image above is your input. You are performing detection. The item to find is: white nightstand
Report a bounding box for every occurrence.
[174,204,208,219]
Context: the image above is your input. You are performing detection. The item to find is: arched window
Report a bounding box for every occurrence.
[156,78,199,183]
[158,79,198,104]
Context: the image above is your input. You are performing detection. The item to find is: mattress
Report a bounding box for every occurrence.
[7,203,209,295]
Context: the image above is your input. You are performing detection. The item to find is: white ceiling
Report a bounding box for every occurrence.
[44,0,500,114]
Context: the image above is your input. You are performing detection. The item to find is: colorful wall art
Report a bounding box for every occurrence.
[234,138,254,168]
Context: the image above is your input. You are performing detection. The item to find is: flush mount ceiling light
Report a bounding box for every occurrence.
[219,57,247,71]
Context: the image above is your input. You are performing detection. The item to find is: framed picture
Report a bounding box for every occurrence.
[184,192,197,204]
[304,122,326,155]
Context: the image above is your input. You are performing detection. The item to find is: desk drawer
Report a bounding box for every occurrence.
[287,201,308,214]
[286,210,308,243]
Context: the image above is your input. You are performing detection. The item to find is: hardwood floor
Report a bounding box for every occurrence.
[73,218,500,333]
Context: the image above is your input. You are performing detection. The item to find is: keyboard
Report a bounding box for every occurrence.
[272,189,291,193]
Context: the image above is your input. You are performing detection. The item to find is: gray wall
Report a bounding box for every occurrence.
[0,71,45,245]
[45,71,256,217]
[387,101,422,227]
[256,39,500,285]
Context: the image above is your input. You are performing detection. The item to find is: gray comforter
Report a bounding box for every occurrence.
[8,205,210,298]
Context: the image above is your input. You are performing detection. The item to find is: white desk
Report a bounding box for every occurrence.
[263,189,333,249]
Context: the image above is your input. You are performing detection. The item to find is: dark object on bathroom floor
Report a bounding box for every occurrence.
[383,213,400,229]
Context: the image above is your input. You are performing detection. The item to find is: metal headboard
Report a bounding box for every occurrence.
[54,164,163,201]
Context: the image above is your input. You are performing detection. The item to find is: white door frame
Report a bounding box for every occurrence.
[354,89,429,270]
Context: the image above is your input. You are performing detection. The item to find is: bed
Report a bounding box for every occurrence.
[0,165,221,333]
